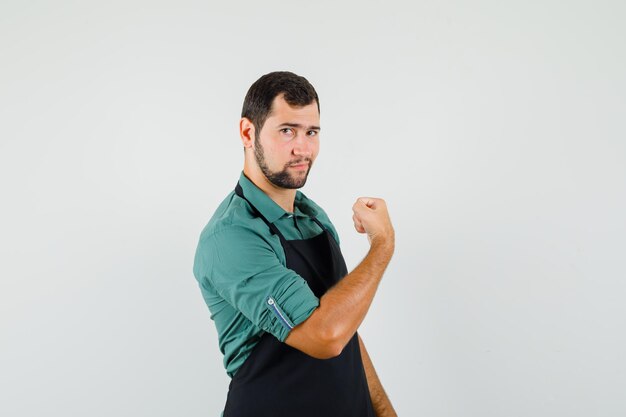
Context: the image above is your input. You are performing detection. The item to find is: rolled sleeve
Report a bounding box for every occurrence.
[203,225,319,342]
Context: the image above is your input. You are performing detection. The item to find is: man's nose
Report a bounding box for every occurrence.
[292,133,313,157]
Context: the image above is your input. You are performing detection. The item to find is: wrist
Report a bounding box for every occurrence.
[370,236,394,258]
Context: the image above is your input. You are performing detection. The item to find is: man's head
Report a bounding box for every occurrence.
[242,71,320,138]
[240,72,321,190]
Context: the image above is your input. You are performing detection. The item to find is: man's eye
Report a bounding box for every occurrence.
[307,130,318,137]
[280,128,294,135]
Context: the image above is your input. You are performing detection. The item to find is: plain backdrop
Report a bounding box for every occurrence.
[1,1,625,416]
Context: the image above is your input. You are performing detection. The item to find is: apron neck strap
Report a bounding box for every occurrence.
[235,182,286,242]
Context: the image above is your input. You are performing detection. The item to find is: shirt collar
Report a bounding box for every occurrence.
[238,171,318,223]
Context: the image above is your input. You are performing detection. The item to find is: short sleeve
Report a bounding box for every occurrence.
[199,225,319,342]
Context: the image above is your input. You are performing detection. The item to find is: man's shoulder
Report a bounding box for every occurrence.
[197,190,267,244]
[194,190,277,280]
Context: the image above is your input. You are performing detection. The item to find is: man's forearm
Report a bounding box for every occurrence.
[285,239,394,358]
[316,239,394,350]
[359,334,398,417]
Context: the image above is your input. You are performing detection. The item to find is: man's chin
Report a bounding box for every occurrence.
[292,170,311,188]
[287,179,308,189]
[264,168,311,189]
[284,175,309,189]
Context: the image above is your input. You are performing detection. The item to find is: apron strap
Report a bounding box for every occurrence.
[310,216,327,234]
[234,182,287,243]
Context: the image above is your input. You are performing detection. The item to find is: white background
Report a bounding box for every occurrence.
[1,1,625,416]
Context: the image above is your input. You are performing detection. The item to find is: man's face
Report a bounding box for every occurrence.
[253,94,320,189]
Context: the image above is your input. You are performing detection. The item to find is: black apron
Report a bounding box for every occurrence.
[222,182,375,417]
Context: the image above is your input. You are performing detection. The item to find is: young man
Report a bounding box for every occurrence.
[193,71,397,416]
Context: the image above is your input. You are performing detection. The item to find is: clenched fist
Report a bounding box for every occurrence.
[352,197,395,248]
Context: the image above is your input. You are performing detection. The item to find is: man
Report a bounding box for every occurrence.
[193,71,397,416]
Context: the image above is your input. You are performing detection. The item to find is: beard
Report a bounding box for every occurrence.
[254,137,312,189]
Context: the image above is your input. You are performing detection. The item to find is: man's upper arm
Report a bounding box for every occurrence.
[200,225,319,342]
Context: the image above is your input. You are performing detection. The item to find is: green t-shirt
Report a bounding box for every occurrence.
[193,172,341,378]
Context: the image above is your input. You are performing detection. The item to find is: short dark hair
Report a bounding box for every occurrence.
[241,71,320,136]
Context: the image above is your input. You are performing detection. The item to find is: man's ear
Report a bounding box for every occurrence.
[240,117,255,149]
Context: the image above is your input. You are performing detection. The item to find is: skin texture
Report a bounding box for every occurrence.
[359,334,398,417]
[239,93,396,414]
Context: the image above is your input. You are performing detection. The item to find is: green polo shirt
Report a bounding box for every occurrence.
[193,172,341,378]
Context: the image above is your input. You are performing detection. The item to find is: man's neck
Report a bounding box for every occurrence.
[243,166,297,213]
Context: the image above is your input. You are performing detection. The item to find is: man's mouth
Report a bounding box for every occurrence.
[289,163,308,170]
[288,161,310,169]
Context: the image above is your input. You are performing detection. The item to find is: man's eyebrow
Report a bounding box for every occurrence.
[278,122,321,130]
